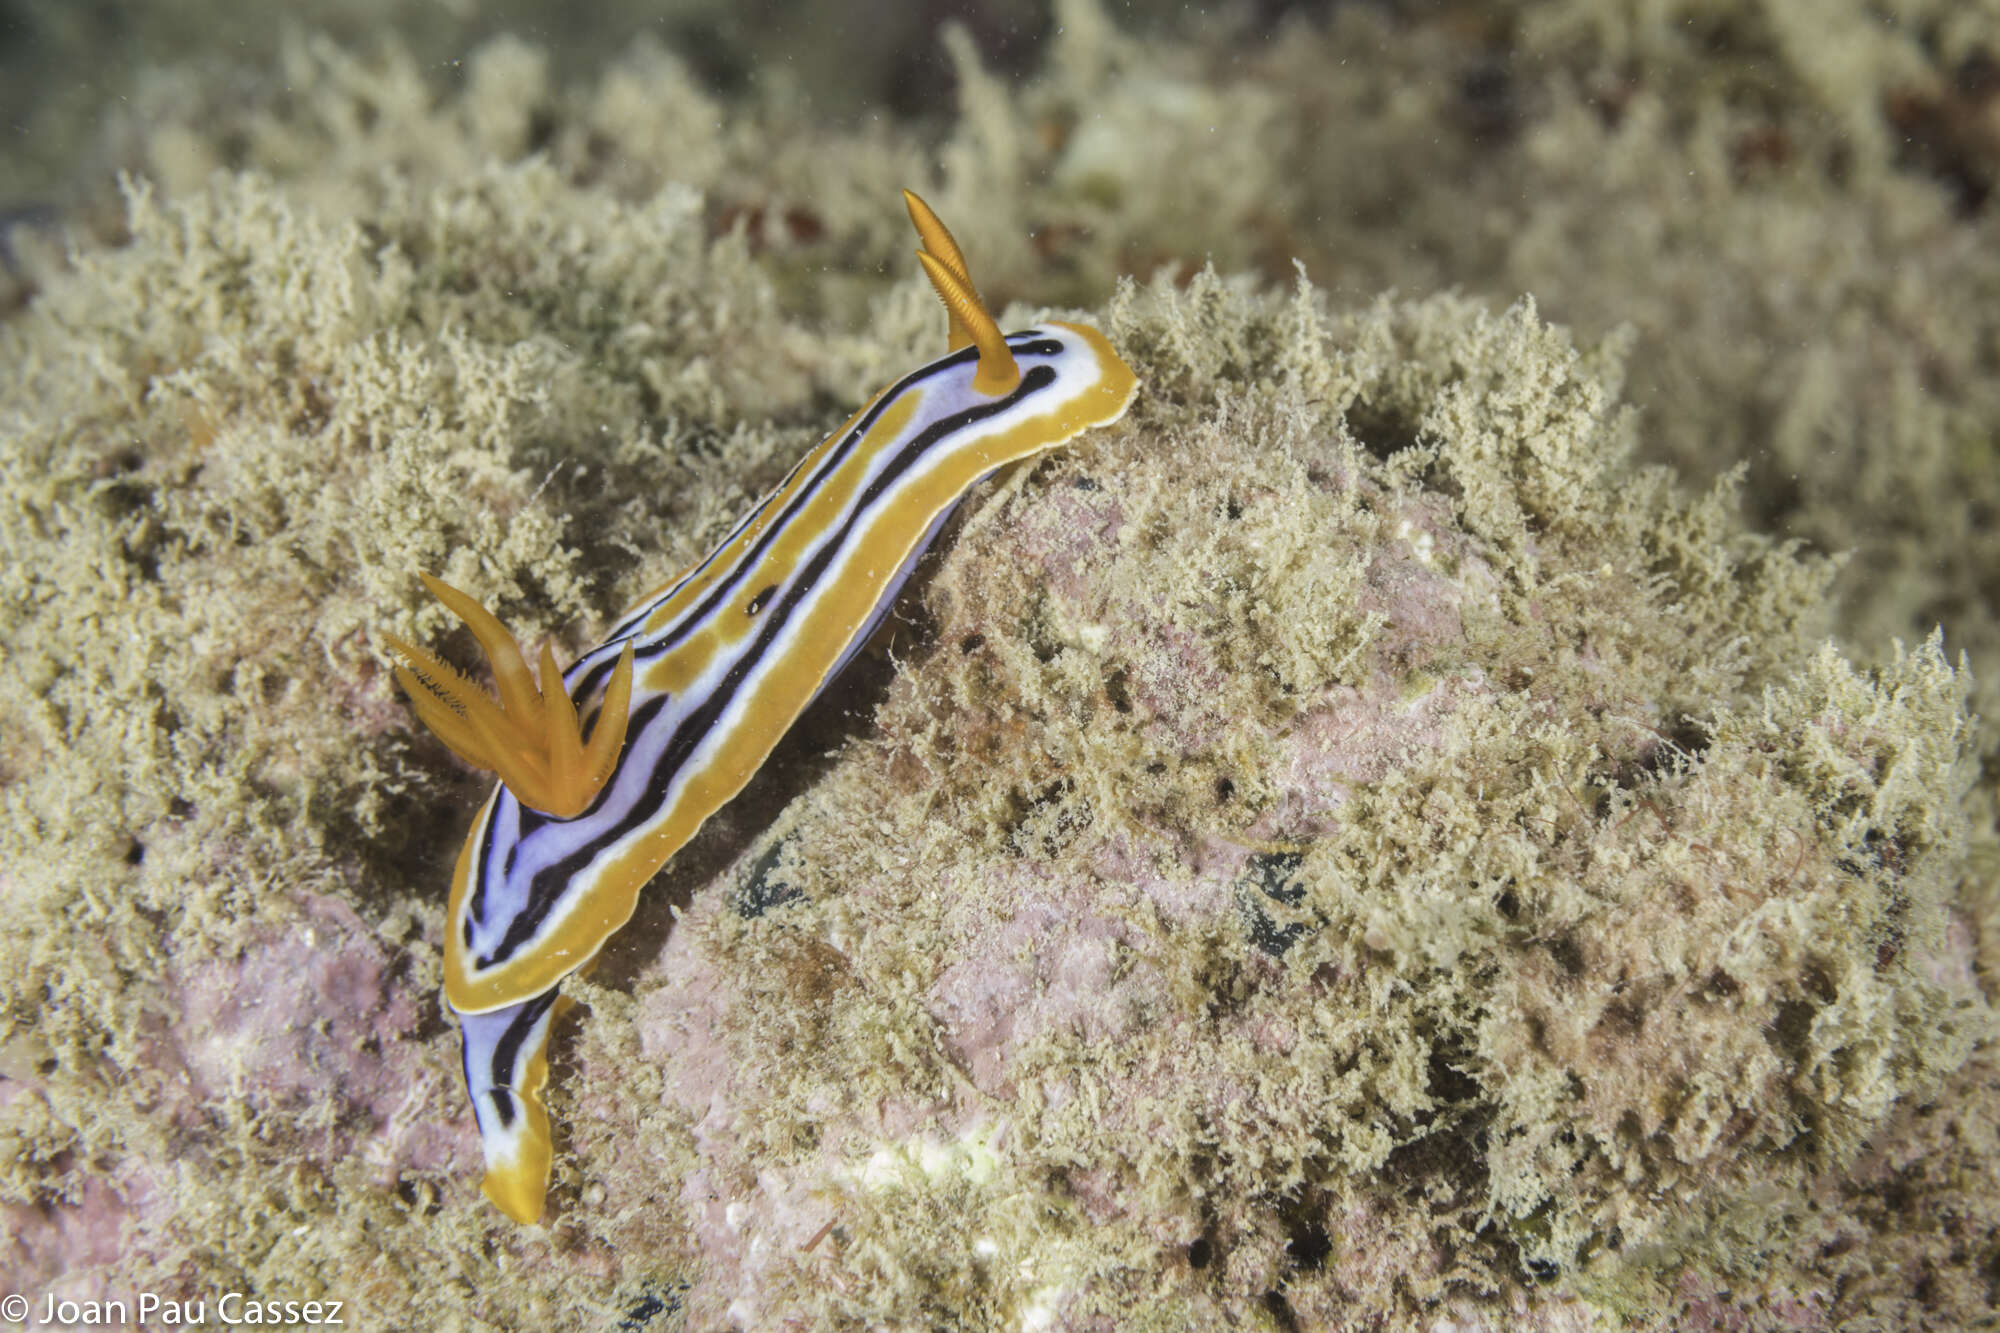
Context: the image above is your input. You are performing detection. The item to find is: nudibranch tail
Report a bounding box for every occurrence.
[904,189,1020,396]
[389,573,634,819]
[458,993,563,1224]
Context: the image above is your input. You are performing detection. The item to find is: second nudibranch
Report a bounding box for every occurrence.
[389,190,1139,1223]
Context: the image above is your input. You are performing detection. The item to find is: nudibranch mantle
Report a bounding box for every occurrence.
[392,192,1137,1224]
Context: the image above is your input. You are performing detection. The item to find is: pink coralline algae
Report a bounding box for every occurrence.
[163,893,462,1180]
[3,890,468,1296]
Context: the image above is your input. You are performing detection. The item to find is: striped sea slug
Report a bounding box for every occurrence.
[389,191,1139,1223]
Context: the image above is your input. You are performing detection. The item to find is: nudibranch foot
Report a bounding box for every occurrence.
[388,573,634,819]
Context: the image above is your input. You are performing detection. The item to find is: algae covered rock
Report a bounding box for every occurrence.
[0,7,1993,1330]
[554,275,1982,1328]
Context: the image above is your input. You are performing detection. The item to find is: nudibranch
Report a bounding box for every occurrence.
[389,191,1138,1223]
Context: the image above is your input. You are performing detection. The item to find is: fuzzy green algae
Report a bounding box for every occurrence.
[622,276,1980,1328]
[1,3,1996,1330]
